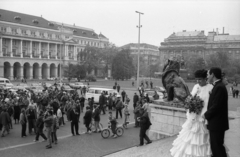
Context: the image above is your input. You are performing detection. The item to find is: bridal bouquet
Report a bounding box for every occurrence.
[184,95,204,115]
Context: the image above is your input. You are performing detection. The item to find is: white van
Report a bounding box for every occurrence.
[86,87,120,103]
[0,78,14,89]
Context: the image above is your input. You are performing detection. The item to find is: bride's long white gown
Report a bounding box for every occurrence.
[170,83,213,157]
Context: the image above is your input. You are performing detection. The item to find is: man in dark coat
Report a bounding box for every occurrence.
[117,84,120,93]
[26,106,37,134]
[69,106,80,136]
[0,108,10,137]
[204,67,229,157]
[83,106,92,134]
[34,111,47,142]
[137,108,152,146]
[133,93,139,109]
[121,90,126,102]
[99,93,106,115]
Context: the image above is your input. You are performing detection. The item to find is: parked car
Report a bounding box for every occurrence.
[69,82,86,89]
[86,87,120,104]
[28,86,44,93]
[143,89,164,102]
[42,82,52,88]
[0,78,14,89]
[62,85,74,92]
[14,83,30,91]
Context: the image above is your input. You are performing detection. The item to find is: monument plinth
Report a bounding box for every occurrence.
[148,100,186,140]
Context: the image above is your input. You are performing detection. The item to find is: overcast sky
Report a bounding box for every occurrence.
[1,0,240,47]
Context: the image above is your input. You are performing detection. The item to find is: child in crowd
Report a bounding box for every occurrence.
[108,111,117,138]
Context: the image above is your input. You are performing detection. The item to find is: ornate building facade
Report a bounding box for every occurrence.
[120,43,160,65]
[159,30,240,68]
[0,9,109,80]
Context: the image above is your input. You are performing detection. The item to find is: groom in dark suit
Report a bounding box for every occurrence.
[204,67,229,157]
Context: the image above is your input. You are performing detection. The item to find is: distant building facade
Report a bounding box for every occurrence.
[159,29,240,68]
[120,43,160,65]
[0,9,109,80]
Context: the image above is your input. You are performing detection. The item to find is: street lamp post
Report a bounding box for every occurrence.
[60,38,72,84]
[136,11,144,89]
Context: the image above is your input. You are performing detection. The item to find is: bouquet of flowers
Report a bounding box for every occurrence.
[184,95,204,115]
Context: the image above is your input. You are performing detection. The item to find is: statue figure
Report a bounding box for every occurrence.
[162,57,190,102]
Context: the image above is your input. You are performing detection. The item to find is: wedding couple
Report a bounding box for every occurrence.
[171,67,229,157]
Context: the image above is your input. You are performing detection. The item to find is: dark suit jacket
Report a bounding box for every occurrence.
[133,95,139,103]
[70,110,79,123]
[204,80,229,131]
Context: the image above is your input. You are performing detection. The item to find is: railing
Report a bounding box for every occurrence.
[23,54,30,58]
[3,53,11,57]
[13,53,21,57]
[33,54,40,58]
[42,55,48,59]
[50,55,56,59]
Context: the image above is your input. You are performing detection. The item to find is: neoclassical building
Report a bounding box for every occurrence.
[159,29,240,68]
[0,9,109,80]
[120,43,160,65]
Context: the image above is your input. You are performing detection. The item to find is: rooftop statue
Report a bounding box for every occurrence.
[162,57,190,102]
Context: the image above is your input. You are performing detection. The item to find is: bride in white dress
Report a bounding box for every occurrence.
[170,69,213,157]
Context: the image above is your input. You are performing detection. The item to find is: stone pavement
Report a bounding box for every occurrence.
[104,110,240,157]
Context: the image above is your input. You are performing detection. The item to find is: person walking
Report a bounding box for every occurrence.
[13,103,21,124]
[69,106,80,136]
[108,93,113,111]
[121,90,126,102]
[83,106,92,134]
[133,93,139,109]
[51,113,59,144]
[115,96,123,119]
[99,93,106,115]
[57,107,63,126]
[43,110,53,149]
[26,105,37,134]
[204,67,229,157]
[0,108,10,137]
[150,81,153,89]
[92,105,101,133]
[117,84,120,93]
[137,108,152,146]
[34,110,47,142]
[134,102,141,127]
[19,108,27,138]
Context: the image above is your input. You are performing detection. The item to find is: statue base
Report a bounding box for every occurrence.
[148,100,187,140]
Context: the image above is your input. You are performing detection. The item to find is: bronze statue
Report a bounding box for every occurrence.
[162,58,190,102]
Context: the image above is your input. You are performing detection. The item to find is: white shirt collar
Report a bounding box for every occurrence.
[213,79,221,85]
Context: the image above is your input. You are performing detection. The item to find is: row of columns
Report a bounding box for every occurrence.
[1,65,58,80]
[0,38,78,60]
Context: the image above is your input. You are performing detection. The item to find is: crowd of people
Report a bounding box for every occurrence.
[0,82,154,149]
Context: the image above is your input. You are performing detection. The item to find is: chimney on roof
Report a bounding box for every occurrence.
[223,27,224,34]
[183,30,186,32]
[216,28,219,35]
[41,15,42,17]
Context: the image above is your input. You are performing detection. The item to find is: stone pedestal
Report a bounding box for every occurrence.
[148,100,186,140]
